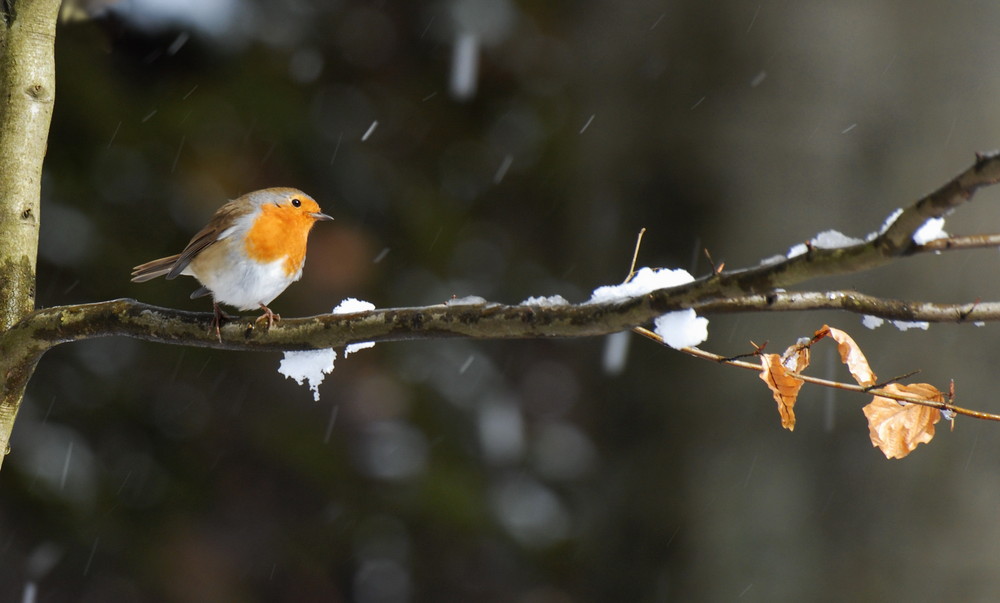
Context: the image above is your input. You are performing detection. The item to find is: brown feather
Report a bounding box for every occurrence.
[164,202,249,279]
[130,200,254,282]
[130,254,182,282]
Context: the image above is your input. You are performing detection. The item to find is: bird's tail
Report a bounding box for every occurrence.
[131,254,182,282]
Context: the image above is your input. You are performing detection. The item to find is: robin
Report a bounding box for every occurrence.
[131,187,333,340]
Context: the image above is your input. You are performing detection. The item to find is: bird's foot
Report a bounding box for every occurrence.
[255,304,281,330]
[212,302,235,342]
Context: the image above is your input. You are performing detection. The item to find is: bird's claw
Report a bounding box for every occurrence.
[255,304,281,330]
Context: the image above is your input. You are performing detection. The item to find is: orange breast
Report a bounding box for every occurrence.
[243,205,314,276]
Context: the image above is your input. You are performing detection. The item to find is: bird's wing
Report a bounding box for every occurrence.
[165,202,244,280]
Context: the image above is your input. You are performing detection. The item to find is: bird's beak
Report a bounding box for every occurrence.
[312,212,334,222]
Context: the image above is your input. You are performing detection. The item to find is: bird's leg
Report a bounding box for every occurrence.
[212,302,235,342]
[255,303,281,330]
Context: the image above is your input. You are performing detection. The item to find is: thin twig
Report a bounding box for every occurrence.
[916,233,1000,252]
[703,248,724,274]
[631,327,1000,422]
[864,369,922,392]
[623,228,646,284]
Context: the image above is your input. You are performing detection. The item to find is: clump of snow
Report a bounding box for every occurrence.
[861,315,929,331]
[279,349,337,402]
[334,298,376,355]
[891,320,929,331]
[446,295,488,306]
[277,298,378,400]
[759,254,786,266]
[587,268,709,347]
[521,295,570,306]
[878,208,904,235]
[587,267,694,304]
[912,217,948,245]
[334,298,375,314]
[788,230,863,258]
[653,309,709,349]
[344,342,374,356]
[861,315,885,330]
[811,230,864,249]
[786,243,808,258]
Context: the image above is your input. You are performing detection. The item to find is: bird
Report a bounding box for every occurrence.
[131,187,333,340]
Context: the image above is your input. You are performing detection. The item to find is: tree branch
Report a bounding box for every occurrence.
[5,295,669,354]
[656,150,1000,304]
[691,290,997,323]
[3,283,993,427]
[0,296,668,424]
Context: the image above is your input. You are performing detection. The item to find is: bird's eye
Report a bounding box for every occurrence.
[291,198,302,208]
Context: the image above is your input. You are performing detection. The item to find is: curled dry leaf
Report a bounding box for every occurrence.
[815,325,877,387]
[759,341,811,431]
[862,383,943,459]
[749,325,950,457]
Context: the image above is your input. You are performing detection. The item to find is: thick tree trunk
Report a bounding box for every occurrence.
[0,0,61,468]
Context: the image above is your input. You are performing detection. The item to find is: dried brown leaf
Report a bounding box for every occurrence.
[759,352,805,431]
[815,325,877,387]
[862,383,943,459]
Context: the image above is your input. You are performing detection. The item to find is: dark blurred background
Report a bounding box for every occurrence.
[6,0,1000,600]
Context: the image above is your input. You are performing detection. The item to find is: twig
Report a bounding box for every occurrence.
[864,369,922,392]
[631,327,1000,422]
[703,248,724,274]
[916,233,1000,252]
[623,228,646,284]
